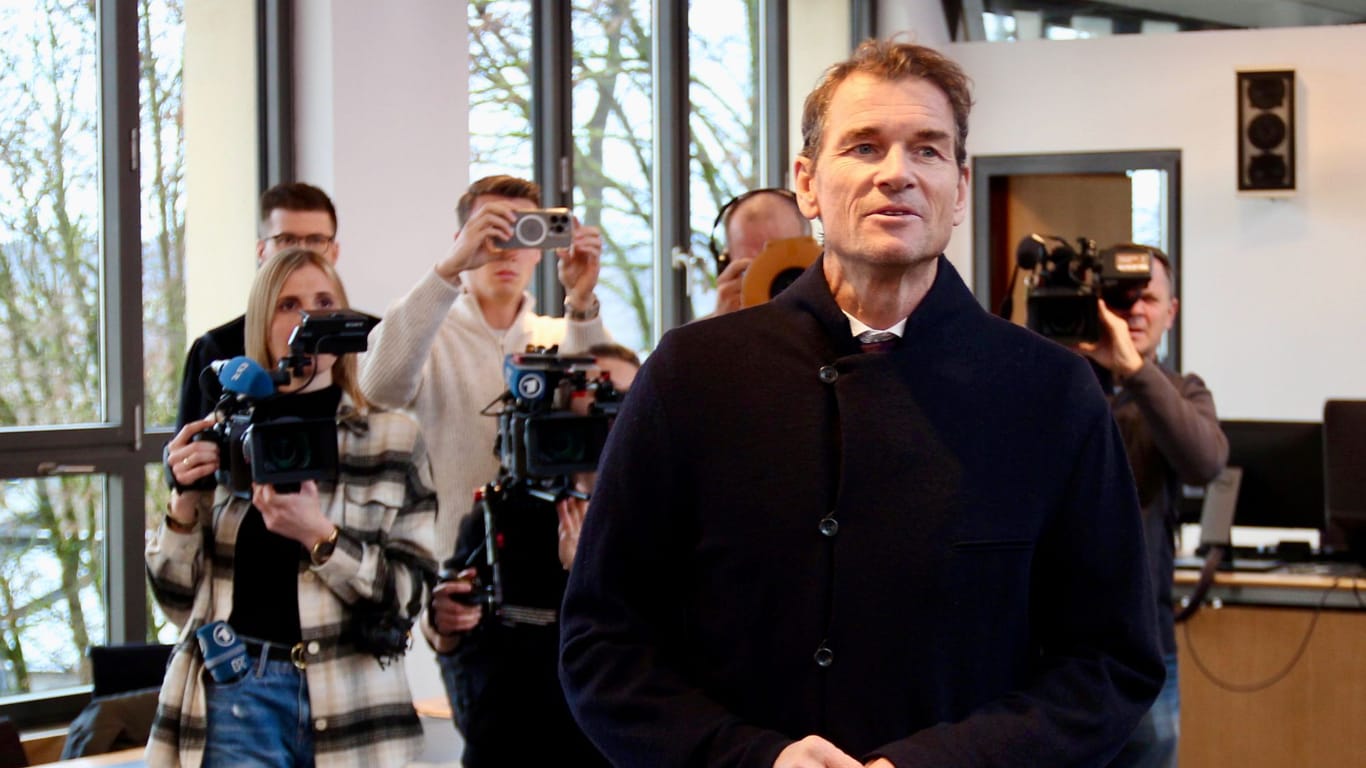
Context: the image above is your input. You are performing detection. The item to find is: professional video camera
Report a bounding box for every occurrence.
[187,309,379,498]
[438,348,623,621]
[1015,234,1155,345]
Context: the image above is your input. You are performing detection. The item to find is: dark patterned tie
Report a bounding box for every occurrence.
[857,330,898,353]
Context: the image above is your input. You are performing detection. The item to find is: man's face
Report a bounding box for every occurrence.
[725,194,810,264]
[462,194,542,304]
[793,72,968,270]
[1114,258,1177,360]
[258,209,338,264]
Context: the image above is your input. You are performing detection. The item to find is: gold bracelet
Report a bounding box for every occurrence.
[310,526,340,566]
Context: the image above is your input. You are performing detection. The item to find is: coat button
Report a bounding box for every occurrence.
[813,643,834,668]
[315,718,328,731]
[818,365,838,384]
[818,516,839,537]
[307,641,321,655]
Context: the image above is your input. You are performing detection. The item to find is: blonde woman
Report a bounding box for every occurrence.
[149,247,437,767]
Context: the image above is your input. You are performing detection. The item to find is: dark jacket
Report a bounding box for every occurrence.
[1109,363,1228,655]
[446,491,607,768]
[560,256,1164,768]
[175,314,245,431]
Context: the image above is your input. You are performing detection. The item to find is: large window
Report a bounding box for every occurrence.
[467,0,777,354]
[0,0,236,718]
[468,1,534,182]
[688,0,762,319]
[572,1,656,353]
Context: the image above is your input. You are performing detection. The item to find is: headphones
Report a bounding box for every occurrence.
[708,188,800,273]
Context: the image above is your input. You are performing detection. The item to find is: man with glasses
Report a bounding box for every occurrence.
[173,182,340,431]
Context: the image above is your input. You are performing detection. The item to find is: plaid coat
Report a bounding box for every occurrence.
[146,397,438,767]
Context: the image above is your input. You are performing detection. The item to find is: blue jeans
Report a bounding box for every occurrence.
[204,651,315,768]
[1109,652,1179,768]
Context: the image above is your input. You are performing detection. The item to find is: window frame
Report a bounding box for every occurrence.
[0,0,281,727]
[522,0,795,344]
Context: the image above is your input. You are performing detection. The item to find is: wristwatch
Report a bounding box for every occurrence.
[564,295,600,321]
[310,526,340,566]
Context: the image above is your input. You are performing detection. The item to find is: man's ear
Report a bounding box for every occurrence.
[256,239,267,265]
[951,165,970,226]
[793,155,819,220]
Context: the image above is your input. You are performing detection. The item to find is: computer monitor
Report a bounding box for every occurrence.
[1217,420,1324,532]
[1323,400,1366,564]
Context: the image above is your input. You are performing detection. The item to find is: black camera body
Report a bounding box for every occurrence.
[188,309,379,497]
[193,382,341,499]
[435,349,623,623]
[497,351,621,483]
[1016,234,1154,345]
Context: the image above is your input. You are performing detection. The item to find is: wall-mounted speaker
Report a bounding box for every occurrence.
[1237,70,1296,193]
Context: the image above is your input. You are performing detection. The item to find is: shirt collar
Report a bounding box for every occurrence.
[843,311,908,339]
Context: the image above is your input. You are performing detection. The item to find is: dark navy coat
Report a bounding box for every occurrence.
[561,256,1163,767]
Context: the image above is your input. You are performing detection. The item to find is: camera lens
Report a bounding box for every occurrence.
[514,215,548,247]
[263,431,312,472]
[534,421,589,464]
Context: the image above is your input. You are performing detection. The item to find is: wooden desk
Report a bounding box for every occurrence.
[35,746,145,766]
[1173,569,1366,767]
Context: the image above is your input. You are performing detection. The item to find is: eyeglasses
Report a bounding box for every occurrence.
[266,233,335,249]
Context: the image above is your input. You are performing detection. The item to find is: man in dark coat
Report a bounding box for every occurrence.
[559,39,1164,768]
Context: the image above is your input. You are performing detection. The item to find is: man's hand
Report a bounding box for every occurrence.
[1075,300,1144,379]
[773,735,863,768]
[713,256,753,316]
[435,200,522,284]
[556,494,589,570]
[558,220,602,310]
[431,568,483,635]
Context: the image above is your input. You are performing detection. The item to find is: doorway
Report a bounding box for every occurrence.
[971,150,1182,368]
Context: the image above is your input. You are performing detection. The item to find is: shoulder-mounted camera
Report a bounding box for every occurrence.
[1015,234,1154,345]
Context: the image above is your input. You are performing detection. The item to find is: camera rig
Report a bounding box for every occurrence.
[439,348,623,621]
[188,309,379,497]
[1014,234,1155,345]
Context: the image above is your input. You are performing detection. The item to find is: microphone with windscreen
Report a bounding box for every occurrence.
[212,356,277,400]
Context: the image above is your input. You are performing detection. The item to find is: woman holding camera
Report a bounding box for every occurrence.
[147,247,438,768]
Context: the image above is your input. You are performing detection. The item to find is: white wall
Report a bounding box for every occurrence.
[292,0,469,704]
[183,1,258,340]
[913,26,1366,420]
[294,0,469,318]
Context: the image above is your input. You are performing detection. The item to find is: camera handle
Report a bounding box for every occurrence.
[479,483,504,613]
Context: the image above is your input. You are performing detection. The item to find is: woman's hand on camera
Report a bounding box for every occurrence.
[252,480,334,547]
[167,415,220,488]
[431,568,483,636]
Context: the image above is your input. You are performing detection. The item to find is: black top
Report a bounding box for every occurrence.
[228,385,342,645]
[175,315,246,431]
